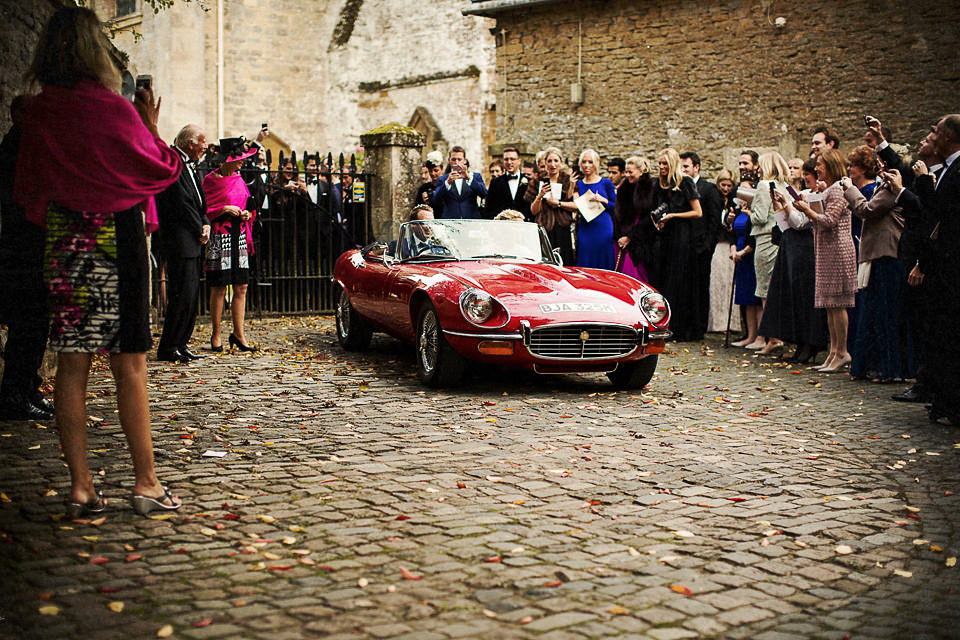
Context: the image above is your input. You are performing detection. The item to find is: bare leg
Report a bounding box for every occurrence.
[109,352,177,505]
[209,285,225,348]
[834,308,850,360]
[231,284,248,344]
[55,352,98,505]
[744,305,763,347]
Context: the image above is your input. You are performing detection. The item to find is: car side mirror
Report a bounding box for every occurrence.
[552,247,564,266]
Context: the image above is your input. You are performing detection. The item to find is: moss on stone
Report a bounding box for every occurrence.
[362,122,420,137]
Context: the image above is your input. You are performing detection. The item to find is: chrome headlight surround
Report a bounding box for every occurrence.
[459,288,496,325]
[639,292,670,326]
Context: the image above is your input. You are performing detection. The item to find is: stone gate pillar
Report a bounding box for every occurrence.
[360,124,425,242]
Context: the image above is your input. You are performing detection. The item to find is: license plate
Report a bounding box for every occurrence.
[539,302,615,313]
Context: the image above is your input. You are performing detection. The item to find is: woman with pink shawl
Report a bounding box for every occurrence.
[14,7,183,516]
[202,138,259,352]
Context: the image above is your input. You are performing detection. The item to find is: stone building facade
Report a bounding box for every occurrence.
[0,0,61,133]
[85,0,496,167]
[466,0,960,174]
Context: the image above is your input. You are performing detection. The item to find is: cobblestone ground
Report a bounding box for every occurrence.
[1,316,958,640]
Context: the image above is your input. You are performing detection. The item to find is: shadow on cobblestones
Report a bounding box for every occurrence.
[1,316,958,639]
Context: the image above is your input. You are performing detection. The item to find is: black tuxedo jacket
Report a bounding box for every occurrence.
[927,158,960,302]
[693,178,724,254]
[156,149,207,259]
[484,173,530,220]
[877,143,915,190]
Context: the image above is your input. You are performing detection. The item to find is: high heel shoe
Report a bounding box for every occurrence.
[759,341,784,356]
[820,354,851,373]
[131,486,182,515]
[66,490,106,519]
[229,333,257,352]
[209,337,223,353]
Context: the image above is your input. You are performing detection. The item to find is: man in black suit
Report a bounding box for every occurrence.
[155,124,210,363]
[916,114,960,424]
[681,151,724,338]
[918,113,960,426]
[483,146,530,220]
[0,96,54,420]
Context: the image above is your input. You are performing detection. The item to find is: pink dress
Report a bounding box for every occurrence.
[812,183,856,308]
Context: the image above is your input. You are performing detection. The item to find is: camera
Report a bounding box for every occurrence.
[649,202,669,226]
[135,74,153,92]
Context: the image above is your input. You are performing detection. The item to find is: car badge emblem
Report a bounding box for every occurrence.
[580,331,590,342]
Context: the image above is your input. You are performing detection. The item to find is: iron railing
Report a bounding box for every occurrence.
[152,151,373,319]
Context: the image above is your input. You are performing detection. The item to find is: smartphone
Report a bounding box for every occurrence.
[786,185,801,201]
[863,115,871,126]
[135,74,153,92]
[261,122,268,130]
[769,182,777,201]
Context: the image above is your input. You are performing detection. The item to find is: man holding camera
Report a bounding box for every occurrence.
[432,146,487,219]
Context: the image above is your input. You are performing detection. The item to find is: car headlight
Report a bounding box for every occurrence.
[640,292,670,325]
[460,289,495,325]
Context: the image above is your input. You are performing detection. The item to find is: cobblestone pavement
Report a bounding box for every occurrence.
[1,316,958,640]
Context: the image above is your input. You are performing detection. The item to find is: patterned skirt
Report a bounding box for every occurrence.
[45,204,151,353]
[205,216,250,287]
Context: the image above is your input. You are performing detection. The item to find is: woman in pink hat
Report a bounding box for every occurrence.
[202,138,260,352]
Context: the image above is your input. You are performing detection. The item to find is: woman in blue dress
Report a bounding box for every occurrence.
[729,205,762,347]
[566,148,616,269]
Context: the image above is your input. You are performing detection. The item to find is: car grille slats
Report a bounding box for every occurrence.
[527,324,638,359]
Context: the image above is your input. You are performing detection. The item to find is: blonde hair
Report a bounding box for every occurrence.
[27,7,120,93]
[625,156,649,174]
[657,148,685,190]
[578,148,601,175]
[494,209,525,221]
[715,168,736,184]
[758,152,790,183]
[543,146,563,162]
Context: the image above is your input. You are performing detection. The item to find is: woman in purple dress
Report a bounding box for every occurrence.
[612,156,653,282]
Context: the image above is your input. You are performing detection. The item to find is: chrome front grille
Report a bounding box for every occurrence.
[526,324,638,360]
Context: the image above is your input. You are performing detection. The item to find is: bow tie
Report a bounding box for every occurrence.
[506,174,519,180]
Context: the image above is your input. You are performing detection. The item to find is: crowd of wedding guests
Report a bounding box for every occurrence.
[414,116,960,426]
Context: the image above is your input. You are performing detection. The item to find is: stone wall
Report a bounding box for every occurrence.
[0,0,60,133]
[485,0,960,176]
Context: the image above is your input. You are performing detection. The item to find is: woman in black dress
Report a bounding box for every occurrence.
[650,148,703,341]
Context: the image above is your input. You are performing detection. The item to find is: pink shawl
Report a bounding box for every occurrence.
[202,170,256,254]
[14,80,181,233]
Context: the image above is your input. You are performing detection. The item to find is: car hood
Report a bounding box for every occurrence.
[429,260,654,320]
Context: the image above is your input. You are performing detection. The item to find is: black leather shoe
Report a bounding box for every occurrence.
[30,391,55,414]
[157,348,186,363]
[0,393,54,421]
[891,388,923,403]
[180,348,205,361]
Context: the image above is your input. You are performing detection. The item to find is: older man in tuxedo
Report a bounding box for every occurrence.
[155,124,210,363]
[484,146,529,220]
[433,146,487,219]
[915,114,960,424]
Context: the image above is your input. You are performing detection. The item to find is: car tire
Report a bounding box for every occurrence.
[335,287,372,351]
[606,355,658,390]
[416,301,465,387]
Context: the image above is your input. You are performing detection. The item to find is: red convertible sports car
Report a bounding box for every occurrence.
[333,219,671,388]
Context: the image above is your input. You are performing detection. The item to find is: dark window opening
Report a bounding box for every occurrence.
[117,0,138,17]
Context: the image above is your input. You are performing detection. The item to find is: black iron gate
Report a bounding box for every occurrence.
[153,151,373,319]
[250,151,372,315]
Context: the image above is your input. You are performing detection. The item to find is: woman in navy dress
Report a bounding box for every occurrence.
[729,207,762,347]
[565,148,616,269]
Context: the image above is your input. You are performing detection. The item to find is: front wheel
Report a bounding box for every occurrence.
[335,288,372,351]
[416,302,465,387]
[606,355,658,390]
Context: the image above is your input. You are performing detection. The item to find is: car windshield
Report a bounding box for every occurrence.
[396,219,556,263]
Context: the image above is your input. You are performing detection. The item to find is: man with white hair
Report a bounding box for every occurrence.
[155,124,210,363]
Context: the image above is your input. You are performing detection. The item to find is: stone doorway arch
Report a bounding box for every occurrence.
[408,106,447,161]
